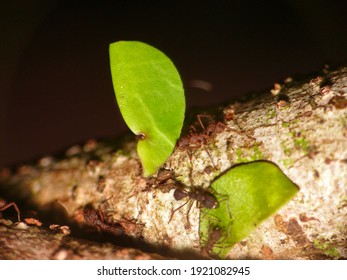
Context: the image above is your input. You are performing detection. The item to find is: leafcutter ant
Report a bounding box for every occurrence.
[0,198,21,221]
[169,182,218,227]
[200,212,234,258]
[200,225,234,258]
[193,113,249,138]
[83,207,124,236]
[178,113,253,172]
[200,226,224,258]
[83,196,124,236]
[145,167,177,193]
[177,114,222,170]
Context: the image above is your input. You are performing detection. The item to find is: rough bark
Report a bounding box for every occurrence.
[1,66,346,259]
[0,219,167,260]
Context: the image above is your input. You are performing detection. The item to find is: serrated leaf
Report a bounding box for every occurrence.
[109,41,185,176]
[200,161,299,258]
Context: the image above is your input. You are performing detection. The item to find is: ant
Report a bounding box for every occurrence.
[145,167,177,193]
[200,226,224,258]
[193,113,248,137]
[177,114,222,170]
[154,168,176,187]
[200,225,234,258]
[83,207,124,236]
[200,212,234,258]
[0,198,21,221]
[169,182,218,227]
[177,113,253,172]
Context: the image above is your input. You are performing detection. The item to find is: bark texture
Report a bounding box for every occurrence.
[1,66,346,259]
[0,219,166,260]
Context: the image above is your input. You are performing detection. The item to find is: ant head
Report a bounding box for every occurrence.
[173,187,188,201]
[203,192,219,209]
[177,137,189,148]
[83,209,99,225]
[156,168,174,182]
[157,167,170,176]
[212,122,226,134]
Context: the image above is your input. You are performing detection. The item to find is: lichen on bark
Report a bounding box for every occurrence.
[1,67,346,259]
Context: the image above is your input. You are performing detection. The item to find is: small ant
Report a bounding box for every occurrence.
[0,198,21,221]
[200,226,224,257]
[178,113,253,172]
[195,113,248,138]
[169,182,218,227]
[201,224,235,259]
[200,211,234,258]
[177,114,221,170]
[83,208,124,236]
[145,168,177,192]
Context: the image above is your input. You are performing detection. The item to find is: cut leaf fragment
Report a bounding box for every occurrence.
[200,160,299,258]
[109,41,185,176]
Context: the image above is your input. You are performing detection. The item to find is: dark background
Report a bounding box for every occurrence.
[1,0,346,168]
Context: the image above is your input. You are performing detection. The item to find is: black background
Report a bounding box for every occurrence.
[1,0,346,167]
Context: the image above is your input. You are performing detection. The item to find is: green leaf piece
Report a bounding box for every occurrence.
[200,160,299,258]
[109,41,185,176]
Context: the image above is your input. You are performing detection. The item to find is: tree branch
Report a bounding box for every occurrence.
[1,66,346,259]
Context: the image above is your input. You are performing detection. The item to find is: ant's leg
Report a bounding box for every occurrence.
[196,114,211,133]
[187,150,194,169]
[185,200,195,228]
[203,146,217,169]
[0,202,21,221]
[227,119,256,141]
[168,199,190,223]
[188,166,198,188]
[197,114,217,133]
